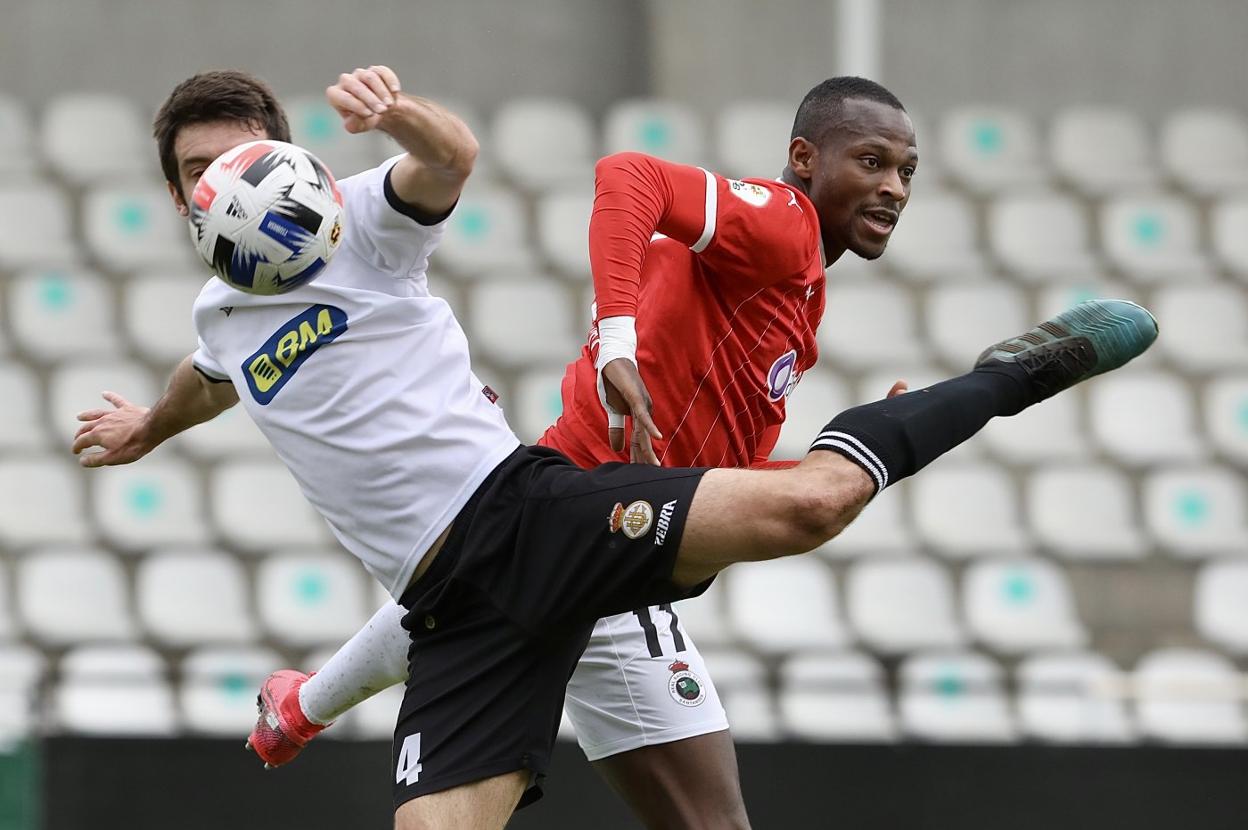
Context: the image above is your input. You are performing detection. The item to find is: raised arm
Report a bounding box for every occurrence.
[71,354,238,467]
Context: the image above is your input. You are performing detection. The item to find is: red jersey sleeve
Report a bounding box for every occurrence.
[590,152,819,319]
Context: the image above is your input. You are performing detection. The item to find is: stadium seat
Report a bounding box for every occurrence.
[778,651,896,742]
[0,563,12,639]
[898,651,1017,742]
[0,457,90,548]
[715,99,793,179]
[0,184,78,270]
[963,558,1087,654]
[0,94,36,177]
[1027,464,1146,560]
[1152,284,1248,371]
[90,458,209,551]
[1050,107,1158,195]
[341,684,406,739]
[176,403,273,461]
[1016,652,1134,743]
[286,95,386,179]
[937,107,1047,194]
[83,184,191,270]
[0,361,49,451]
[819,282,923,369]
[9,268,119,362]
[1033,278,1139,321]
[603,99,706,166]
[49,359,157,439]
[770,369,851,459]
[1101,195,1211,283]
[180,646,283,735]
[1194,560,1248,655]
[845,556,965,654]
[856,366,949,406]
[911,463,1028,557]
[1211,197,1248,278]
[1135,648,1247,744]
[210,460,330,552]
[1142,465,1248,557]
[535,187,593,277]
[121,271,205,364]
[42,94,151,184]
[981,392,1090,465]
[987,191,1098,279]
[925,282,1028,367]
[510,367,568,444]
[1203,374,1248,464]
[135,550,255,647]
[815,480,915,557]
[1088,372,1203,466]
[437,185,534,275]
[699,649,778,740]
[670,578,734,650]
[255,551,369,647]
[54,644,177,736]
[725,559,849,655]
[0,645,44,739]
[17,547,133,645]
[493,97,596,190]
[1159,109,1248,196]
[882,189,990,281]
[466,278,581,368]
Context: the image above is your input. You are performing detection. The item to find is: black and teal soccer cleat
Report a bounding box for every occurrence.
[975,299,1159,406]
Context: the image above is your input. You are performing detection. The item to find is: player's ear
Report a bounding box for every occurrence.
[167,180,190,218]
[788,137,816,180]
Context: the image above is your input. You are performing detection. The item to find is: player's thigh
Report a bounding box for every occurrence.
[393,770,529,830]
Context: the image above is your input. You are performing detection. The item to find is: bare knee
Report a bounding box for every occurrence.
[779,456,875,553]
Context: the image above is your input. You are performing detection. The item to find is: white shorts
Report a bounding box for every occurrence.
[564,603,728,762]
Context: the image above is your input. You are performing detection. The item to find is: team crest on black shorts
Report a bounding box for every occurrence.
[667,660,706,707]
[621,500,653,540]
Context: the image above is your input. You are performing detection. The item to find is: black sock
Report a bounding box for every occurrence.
[809,364,1030,493]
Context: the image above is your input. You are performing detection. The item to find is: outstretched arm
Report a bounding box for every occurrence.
[71,354,238,467]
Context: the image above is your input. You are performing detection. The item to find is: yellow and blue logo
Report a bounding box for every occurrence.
[243,304,348,404]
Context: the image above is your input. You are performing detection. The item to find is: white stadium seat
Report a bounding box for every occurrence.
[911,463,1028,557]
[1016,652,1134,743]
[699,649,778,740]
[286,95,386,180]
[815,480,915,557]
[1160,109,1248,196]
[778,651,896,742]
[90,459,209,551]
[937,107,1047,194]
[0,562,13,638]
[437,185,533,275]
[770,369,851,460]
[1051,107,1158,195]
[341,684,406,739]
[0,94,36,177]
[176,404,273,461]
[1135,648,1247,745]
[9,268,119,362]
[17,547,134,646]
[0,184,78,270]
[510,367,567,444]
[715,99,793,179]
[1204,374,1248,464]
[670,578,734,650]
[0,361,49,451]
[819,283,923,369]
[1027,464,1146,560]
[49,359,157,440]
[925,282,1028,367]
[1034,278,1139,321]
[0,644,44,740]
[1211,197,1248,279]
[535,187,593,277]
[83,183,191,270]
[725,559,849,656]
[0,457,90,548]
[963,558,1087,654]
[988,191,1098,280]
[1101,195,1210,283]
[1089,372,1203,466]
[42,94,151,184]
[121,272,205,364]
[493,98,596,190]
[1194,560,1248,655]
[883,189,990,281]
[255,552,369,647]
[899,651,1017,742]
[136,550,255,647]
[1142,465,1248,557]
[604,99,705,166]
[55,644,176,736]
[467,278,581,369]
[846,557,965,654]
[1152,285,1248,371]
[180,646,282,735]
[211,460,329,552]
[981,391,1090,465]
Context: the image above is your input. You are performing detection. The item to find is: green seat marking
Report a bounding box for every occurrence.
[304,108,335,142]
[38,273,72,311]
[116,199,148,235]
[970,120,1004,156]
[220,672,249,697]
[126,482,162,518]
[639,118,671,152]
[457,207,490,240]
[1131,213,1164,247]
[1002,569,1034,604]
[934,672,965,698]
[1174,489,1209,527]
[294,570,328,605]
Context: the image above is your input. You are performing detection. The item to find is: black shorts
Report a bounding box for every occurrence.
[391,445,709,811]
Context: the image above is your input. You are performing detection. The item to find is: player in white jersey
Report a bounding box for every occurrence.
[73,65,1159,828]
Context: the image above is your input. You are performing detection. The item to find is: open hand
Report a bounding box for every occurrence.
[71,392,154,468]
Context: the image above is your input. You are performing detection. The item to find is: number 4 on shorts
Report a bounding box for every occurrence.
[396,733,423,785]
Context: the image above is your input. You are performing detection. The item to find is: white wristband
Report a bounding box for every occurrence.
[594,315,638,371]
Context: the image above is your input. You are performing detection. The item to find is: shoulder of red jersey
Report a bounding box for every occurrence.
[693,172,821,282]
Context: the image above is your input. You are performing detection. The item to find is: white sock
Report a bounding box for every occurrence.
[298,601,410,725]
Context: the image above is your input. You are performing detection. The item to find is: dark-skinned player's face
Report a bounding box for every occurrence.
[792,98,917,261]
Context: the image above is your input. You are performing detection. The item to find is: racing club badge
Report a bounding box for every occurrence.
[621,500,654,539]
[668,660,706,707]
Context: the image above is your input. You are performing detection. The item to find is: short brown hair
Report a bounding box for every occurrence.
[153,70,291,198]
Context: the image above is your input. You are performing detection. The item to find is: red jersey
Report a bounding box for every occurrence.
[538,152,825,469]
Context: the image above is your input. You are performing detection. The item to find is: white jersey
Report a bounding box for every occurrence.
[191,157,520,597]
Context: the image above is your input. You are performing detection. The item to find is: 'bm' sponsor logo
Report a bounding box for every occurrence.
[655,499,678,546]
[243,304,348,404]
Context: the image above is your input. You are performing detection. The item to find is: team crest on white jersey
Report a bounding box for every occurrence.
[728,179,770,207]
[766,349,801,402]
[621,500,654,539]
[667,660,706,707]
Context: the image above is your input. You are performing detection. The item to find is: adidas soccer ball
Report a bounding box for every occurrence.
[189,140,345,295]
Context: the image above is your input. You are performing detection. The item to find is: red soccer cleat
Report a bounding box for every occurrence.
[245,670,328,768]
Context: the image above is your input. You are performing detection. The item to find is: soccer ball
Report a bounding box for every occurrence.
[188,140,345,295]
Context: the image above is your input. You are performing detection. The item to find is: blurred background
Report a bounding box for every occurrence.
[1,0,1247,827]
